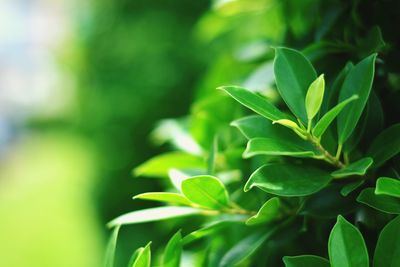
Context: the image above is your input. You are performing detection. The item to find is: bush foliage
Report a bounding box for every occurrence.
[107,0,400,266]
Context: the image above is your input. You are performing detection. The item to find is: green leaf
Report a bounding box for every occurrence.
[313,95,359,138]
[373,216,400,267]
[219,230,271,267]
[283,255,330,267]
[340,180,365,196]
[104,225,120,267]
[243,137,317,158]
[375,177,400,198]
[133,192,192,206]
[246,197,281,225]
[337,54,377,144]
[244,163,332,196]
[305,74,325,121]
[163,230,182,267]
[357,188,400,214]
[134,152,205,178]
[331,157,373,178]
[367,123,400,168]
[181,175,230,209]
[328,215,369,267]
[231,115,274,139]
[219,86,289,121]
[107,207,201,228]
[131,242,151,267]
[274,47,317,123]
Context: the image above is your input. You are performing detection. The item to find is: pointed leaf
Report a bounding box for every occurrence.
[283,255,330,267]
[163,230,182,267]
[107,207,201,227]
[367,123,400,168]
[313,95,359,137]
[181,175,230,209]
[374,216,400,267]
[133,192,191,206]
[305,74,325,120]
[331,157,373,178]
[104,225,120,267]
[219,86,289,121]
[375,177,400,198]
[328,215,369,267]
[337,54,377,144]
[246,197,281,225]
[245,163,332,196]
[131,242,151,267]
[274,47,317,123]
[340,180,365,196]
[357,188,400,214]
[243,137,317,158]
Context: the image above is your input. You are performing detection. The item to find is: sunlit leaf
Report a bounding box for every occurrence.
[305,74,325,121]
[163,230,182,267]
[246,197,281,225]
[130,242,151,267]
[133,192,192,206]
[104,225,120,267]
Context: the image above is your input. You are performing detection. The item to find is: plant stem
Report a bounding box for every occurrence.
[306,134,345,169]
[335,144,343,160]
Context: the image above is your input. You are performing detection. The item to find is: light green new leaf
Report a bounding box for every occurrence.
[244,163,332,196]
[134,151,205,178]
[331,157,373,178]
[367,123,400,168]
[337,54,377,144]
[163,230,182,267]
[357,188,400,214]
[181,175,230,209]
[328,215,369,267]
[246,197,281,225]
[313,95,359,138]
[373,216,400,267]
[219,230,271,267]
[219,86,289,121]
[243,137,317,158]
[283,255,330,267]
[375,177,400,198]
[130,242,151,267]
[274,47,317,123]
[133,192,192,206]
[305,74,325,121]
[107,207,201,228]
[104,225,120,267]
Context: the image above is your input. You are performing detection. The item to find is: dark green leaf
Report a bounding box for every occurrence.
[243,137,317,158]
[181,175,230,209]
[328,215,369,267]
[337,54,377,144]
[163,230,182,267]
[219,86,289,121]
[246,197,281,225]
[340,180,365,196]
[331,157,373,178]
[367,123,400,168]
[373,216,400,267]
[283,255,330,267]
[274,47,317,123]
[357,188,400,214]
[244,163,332,196]
[375,177,400,198]
[108,207,201,227]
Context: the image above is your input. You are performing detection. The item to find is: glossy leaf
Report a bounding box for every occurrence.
[181,175,230,209]
[104,225,120,267]
[337,54,377,144]
[244,163,332,196]
[130,242,151,267]
[373,216,400,267]
[108,207,201,227]
[313,95,359,137]
[231,115,273,139]
[340,180,365,196]
[274,47,317,123]
[375,177,400,198]
[357,188,400,214]
[331,157,373,178]
[305,74,325,121]
[246,197,281,225]
[243,137,317,158]
[219,86,289,121]
[133,192,192,206]
[283,255,330,267]
[328,215,369,267]
[163,230,182,267]
[367,123,400,168]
